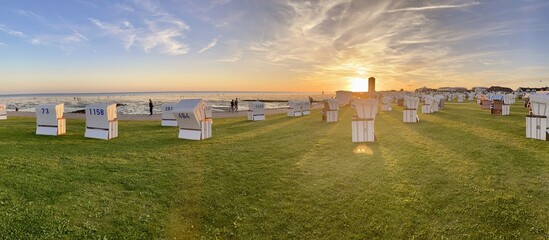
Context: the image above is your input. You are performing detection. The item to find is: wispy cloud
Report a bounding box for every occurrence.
[215,48,242,62]
[14,9,44,21]
[225,0,544,90]
[0,42,7,47]
[89,18,135,49]
[216,55,240,62]
[89,0,190,55]
[30,30,88,53]
[113,3,135,12]
[198,36,220,53]
[383,2,481,13]
[0,24,26,37]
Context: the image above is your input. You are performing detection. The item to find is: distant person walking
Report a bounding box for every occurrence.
[235,98,239,112]
[148,99,154,115]
[230,99,235,113]
[309,96,313,106]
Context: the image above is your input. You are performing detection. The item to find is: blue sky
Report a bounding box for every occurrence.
[1,0,548,94]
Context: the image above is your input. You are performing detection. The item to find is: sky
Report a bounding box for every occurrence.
[1,0,549,94]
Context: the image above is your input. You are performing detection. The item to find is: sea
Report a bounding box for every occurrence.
[0,91,333,115]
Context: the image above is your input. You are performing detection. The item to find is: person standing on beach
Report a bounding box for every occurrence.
[149,99,154,115]
[230,99,235,113]
[235,98,239,112]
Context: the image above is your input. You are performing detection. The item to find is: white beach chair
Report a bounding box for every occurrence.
[422,95,433,114]
[36,103,66,136]
[85,103,118,140]
[301,100,311,115]
[403,96,420,123]
[526,95,549,140]
[161,103,178,127]
[381,97,392,111]
[323,99,339,122]
[172,99,212,140]
[0,104,6,120]
[352,98,378,142]
[288,101,302,117]
[247,101,266,121]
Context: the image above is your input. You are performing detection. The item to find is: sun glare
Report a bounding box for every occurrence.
[349,77,369,92]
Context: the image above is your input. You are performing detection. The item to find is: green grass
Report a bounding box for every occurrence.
[0,101,548,239]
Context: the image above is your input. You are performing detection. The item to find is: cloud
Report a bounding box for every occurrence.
[383,2,481,13]
[15,9,43,20]
[0,24,26,37]
[89,18,135,49]
[30,31,88,53]
[113,3,135,12]
[216,55,240,62]
[0,42,6,47]
[198,36,220,53]
[67,25,88,42]
[89,0,191,55]
[222,0,546,90]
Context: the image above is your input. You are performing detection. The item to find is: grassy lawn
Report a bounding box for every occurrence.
[0,101,548,239]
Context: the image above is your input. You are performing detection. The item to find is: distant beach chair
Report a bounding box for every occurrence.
[287,101,302,117]
[422,95,434,114]
[435,95,445,110]
[85,103,118,140]
[468,92,475,101]
[351,98,378,142]
[490,95,504,115]
[403,96,420,123]
[526,94,549,140]
[301,100,311,115]
[172,99,212,140]
[381,97,392,111]
[247,101,265,121]
[35,103,66,136]
[322,99,339,122]
[480,94,492,109]
[502,95,514,116]
[0,104,6,120]
[161,103,178,127]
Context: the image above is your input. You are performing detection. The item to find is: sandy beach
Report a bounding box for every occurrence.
[6,104,323,121]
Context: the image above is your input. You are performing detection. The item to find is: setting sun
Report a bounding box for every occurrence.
[349,77,369,92]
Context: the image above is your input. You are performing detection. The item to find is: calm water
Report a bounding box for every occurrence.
[0,91,333,115]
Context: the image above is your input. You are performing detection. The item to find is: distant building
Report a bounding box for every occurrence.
[437,87,468,93]
[336,90,353,105]
[472,87,488,93]
[414,86,437,93]
[486,86,513,93]
[516,87,549,93]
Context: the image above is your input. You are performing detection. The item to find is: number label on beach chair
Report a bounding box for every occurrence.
[41,108,49,114]
[89,109,105,115]
[178,113,190,119]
